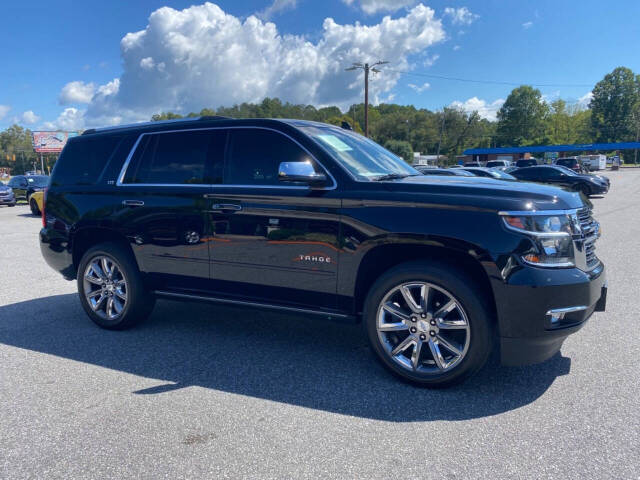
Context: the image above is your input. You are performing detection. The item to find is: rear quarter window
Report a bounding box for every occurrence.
[51,135,122,186]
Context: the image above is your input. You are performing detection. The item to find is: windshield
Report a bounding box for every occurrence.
[489,169,516,179]
[27,176,49,187]
[301,126,418,181]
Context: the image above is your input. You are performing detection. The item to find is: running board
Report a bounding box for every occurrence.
[154,290,357,323]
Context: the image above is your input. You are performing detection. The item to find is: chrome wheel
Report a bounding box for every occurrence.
[83,255,128,321]
[376,282,471,374]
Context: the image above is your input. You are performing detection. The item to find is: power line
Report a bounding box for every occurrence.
[382,68,595,88]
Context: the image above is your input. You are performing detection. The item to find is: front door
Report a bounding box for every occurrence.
[208,128,341,309]
[114,128,226,291]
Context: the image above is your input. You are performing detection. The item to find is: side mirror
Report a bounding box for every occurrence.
[278,161,327,187]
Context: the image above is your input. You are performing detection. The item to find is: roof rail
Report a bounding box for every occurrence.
[82,115,233,135]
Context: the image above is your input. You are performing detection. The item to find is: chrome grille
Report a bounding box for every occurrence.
[578,207,599,268]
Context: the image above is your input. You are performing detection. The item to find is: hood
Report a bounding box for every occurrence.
[380,175,586,212]
[0,185,11,192]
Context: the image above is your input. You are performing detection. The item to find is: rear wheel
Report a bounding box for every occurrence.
[363,261,493,387]
[29,198,40,216]
[77,242,155,330]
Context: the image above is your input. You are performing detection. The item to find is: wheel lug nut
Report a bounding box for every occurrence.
[430,331,436,336]
[419,334,426,340]
[410,327,417,333]
[430,320,436,326]
[411,317,417,323]
[421,313,426,319]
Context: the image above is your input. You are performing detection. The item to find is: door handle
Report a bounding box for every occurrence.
[122,200,145,207]
[210,203,242,212]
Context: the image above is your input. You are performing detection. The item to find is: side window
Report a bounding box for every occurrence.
[536,168,556,179]
[514,169,534,180]
[225,129,316,186]
[123,130,226,184]
[52,136,121,185]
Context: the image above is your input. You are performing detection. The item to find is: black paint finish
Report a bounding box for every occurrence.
[39,117,607,366]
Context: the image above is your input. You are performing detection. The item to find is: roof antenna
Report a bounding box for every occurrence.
[341,121,353,131]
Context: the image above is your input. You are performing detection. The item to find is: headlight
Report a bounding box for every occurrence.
[502,212,576,267]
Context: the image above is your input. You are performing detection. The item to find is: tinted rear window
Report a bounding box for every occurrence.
[123,130,226,184]
[52,136,121,185]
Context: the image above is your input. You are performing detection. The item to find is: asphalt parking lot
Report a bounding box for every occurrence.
[1,170,639,479]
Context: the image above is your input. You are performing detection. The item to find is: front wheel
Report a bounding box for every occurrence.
[363,261,493,387]
[77,242,155,330]
[577,183,591,196]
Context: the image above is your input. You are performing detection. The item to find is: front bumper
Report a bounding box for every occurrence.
[493,262,607,366]
[0,194,15,204]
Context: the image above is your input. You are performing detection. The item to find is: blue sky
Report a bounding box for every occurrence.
[1,0,639,130]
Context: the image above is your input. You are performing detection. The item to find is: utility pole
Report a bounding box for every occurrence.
[436,109,446,158]
[346,61,388,137]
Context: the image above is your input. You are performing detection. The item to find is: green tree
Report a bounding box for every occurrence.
[383,139,414,163]
[496,85,549,146]
[590,66,640,142]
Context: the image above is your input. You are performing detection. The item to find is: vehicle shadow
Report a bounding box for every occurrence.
[0,294,571,422]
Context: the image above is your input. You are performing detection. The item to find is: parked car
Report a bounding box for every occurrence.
[464,162,482,167]
[486,160,511,168]
[29,190,44,216]
[0,183,16,207]
[555,165,610,190]
[510,165,609,196]
[416,166,474,176]
[515,159,538,168]
[40,117,607,387]
[555,157,586,174]
[459,167,517,180]
[7,174,49,202]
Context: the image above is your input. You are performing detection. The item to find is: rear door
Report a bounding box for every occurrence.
[207,127,341,309]
[115,128,226,292]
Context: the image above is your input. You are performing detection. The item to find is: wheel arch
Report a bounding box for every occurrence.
[72,227,138,275]
[352,241,497,322]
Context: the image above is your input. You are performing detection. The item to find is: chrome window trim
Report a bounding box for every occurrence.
[115,126,337,191]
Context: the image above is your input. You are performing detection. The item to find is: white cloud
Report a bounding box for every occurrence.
[450,97,505,121]
[258,0,297,20]
[443,7,478,25]
[41,108,86,131]
[58,81,96,104]
[453,45,461,51]
[423,53,439,66]
[78,2,445,127]
[408,82,430,93]
[522,21,533,29]
[0,105,10,120]
[342,0,417,14]
[55,108,85,131]
[20,110,40,124]
[578,91,593,107]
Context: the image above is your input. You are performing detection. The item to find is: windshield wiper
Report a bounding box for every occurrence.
[372,173,417,181]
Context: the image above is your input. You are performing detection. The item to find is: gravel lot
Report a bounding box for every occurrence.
[1,171,639,479]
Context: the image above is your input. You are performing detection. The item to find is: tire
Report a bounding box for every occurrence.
[363,260,493,388]
[77,242,155,330]
[29,198,40,216]
[577,183,591,196]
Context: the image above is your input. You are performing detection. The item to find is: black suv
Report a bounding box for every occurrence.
[40,117,607,387]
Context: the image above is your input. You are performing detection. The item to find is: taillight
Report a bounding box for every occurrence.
[42,187,48,228]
